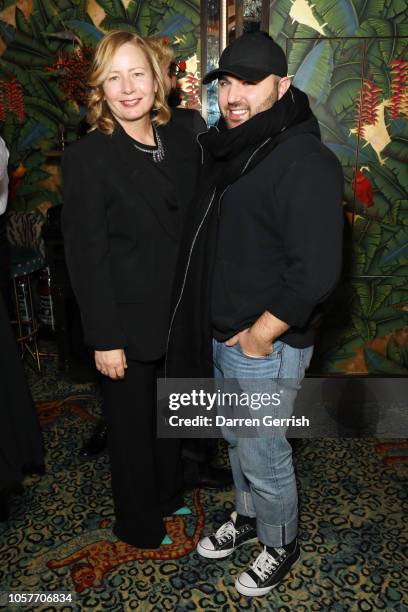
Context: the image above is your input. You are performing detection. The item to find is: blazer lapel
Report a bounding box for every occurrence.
[110,127,182,241]
[160,121,199,218]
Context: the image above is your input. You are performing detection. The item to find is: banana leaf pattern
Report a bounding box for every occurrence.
[1,0,407,374]
[0,0,200,213]
[267,0,408,374]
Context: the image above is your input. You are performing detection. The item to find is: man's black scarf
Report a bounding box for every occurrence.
[166,86,317,378]
[198,85,313,189]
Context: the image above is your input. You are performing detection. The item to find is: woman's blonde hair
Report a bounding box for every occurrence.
[87,30,170,134]
[146,36,174,70]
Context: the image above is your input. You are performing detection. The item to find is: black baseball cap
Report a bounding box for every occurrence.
[203,31,288,84]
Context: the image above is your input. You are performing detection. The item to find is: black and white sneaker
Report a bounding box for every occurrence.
[235,539,300,597]
[197,511,258,559]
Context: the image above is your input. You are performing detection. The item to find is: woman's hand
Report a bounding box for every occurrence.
[95,349,127,380]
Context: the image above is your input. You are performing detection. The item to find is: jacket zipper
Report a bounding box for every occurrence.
[242,137,271,173]
[196,124,220,165]
[196,130,208,165]
[164,136,272,378]
[164,186,217,378]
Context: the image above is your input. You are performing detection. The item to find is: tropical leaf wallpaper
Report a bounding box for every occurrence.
[0,0,200,214]
[0,0,407,375]
[269,0,408,374]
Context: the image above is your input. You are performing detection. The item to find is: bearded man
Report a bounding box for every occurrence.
[166,32,344,597]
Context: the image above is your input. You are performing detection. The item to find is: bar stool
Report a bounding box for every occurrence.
[10,246,44,371]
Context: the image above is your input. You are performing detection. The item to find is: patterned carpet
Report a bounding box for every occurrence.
[1,353,407,611]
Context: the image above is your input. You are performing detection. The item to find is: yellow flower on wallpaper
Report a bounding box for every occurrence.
[350,100,392,165]
[289,0,327,36]
[0,1,33,26]
[87,0,106,27]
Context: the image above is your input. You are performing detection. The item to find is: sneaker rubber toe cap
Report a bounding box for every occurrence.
[197,536,214,552]
[237,572,257,589]
[196,536,234,559]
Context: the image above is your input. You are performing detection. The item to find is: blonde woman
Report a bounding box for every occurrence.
[62,31,202,548]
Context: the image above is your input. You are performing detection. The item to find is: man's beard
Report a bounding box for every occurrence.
[222,88,279,128]
[254,89,279,115]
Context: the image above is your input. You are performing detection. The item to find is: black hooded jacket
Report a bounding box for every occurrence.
[165,87,344,378]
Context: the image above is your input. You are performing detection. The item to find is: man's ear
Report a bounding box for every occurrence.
[277,77,291,100]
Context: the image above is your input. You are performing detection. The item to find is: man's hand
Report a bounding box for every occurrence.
[95,349,127,380]
[225,327,273,358]
[225,311,290,358]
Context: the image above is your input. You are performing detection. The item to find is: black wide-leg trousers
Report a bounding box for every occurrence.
[101,357,184,548]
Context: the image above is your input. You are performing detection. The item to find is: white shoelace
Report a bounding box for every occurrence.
[214,520,237,545]
[251,546,279,581]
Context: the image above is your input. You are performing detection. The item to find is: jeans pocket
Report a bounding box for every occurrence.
[236,340,284,361]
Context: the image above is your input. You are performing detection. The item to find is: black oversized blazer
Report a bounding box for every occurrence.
[61,109,205,361]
